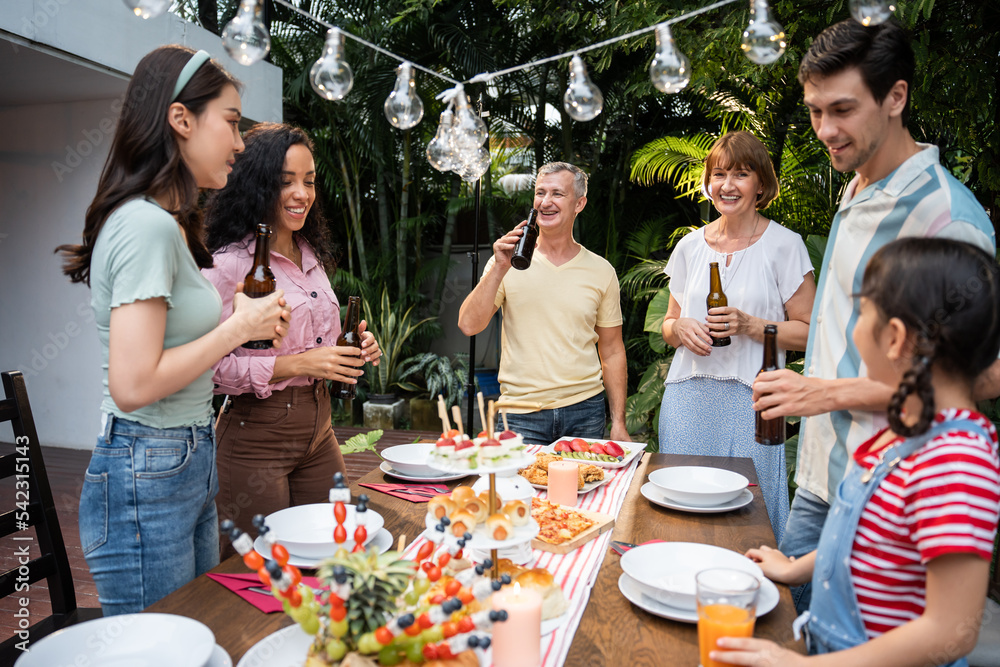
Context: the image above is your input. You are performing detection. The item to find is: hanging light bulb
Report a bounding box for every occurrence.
[450,85,488,152]
[384,62,424,130]
[123,0,171,19]
[649,24,690,94]
[563,55,604,122]
[426,109,459,172]
[458,146,491,182]
[741,0,786,65]
[310,28,354,101]
[849,0,896,26]
[222,0,271,66]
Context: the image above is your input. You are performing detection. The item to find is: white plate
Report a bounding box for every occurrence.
[642,483,754,514]
[527,472,612,495]
[254,527,393,568]
[424,512,540,549]
[236,623,313,667]
[381,443,442,477]
[618,572,779,623]
[648,466,749,506]
[266,503,385,559]
[539,438,646,470]
[14,613,215,667]
[426,453,535,476]
[619,542,763,610]
[207,644,233,667]
[541,610,570,636]
[379,460,470,483]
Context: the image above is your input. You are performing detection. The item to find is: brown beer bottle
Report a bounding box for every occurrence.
[707,261,730,347]
[331,296,362,400]
[241,223,277,349]
[755,324,785,445]
[510,208,539,270]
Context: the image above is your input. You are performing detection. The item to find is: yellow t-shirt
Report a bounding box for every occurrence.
[488,246,622,412]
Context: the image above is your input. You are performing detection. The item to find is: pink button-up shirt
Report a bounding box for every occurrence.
[202,234,341,399]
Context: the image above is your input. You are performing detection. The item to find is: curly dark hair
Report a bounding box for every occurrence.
[860,238,1000,437]
[204,123,336,269]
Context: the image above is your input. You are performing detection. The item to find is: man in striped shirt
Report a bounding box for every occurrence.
[752,19,998,613]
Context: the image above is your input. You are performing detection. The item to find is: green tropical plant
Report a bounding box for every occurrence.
[396,352,469,408]
[362,288,436,396]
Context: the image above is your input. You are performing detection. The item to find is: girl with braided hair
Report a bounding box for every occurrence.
[711,238,1000,667]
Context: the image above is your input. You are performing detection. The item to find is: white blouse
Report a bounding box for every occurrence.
[664,221,813,387]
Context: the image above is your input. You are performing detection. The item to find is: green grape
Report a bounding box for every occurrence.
[281,599,292,615]
[405,641,426,664]
[358,632,379,654]
[300,613,320,636]
[324,638,347,662]
[329,618,348,638]
[378,645,403,666]
[413,578,431,595]
[422,626,444,644]
[301,587,314,605]
[404,589,420,605]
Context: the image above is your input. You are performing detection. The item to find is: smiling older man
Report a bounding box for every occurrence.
[458,162,628,445]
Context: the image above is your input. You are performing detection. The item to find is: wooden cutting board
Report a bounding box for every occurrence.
[531,505,616,554]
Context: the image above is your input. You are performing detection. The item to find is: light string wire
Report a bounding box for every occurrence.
[269,0,741,88]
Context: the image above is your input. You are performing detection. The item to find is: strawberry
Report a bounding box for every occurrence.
[455,439,474,451]
[604,441,625,458]
[436,437,456,448]
[482,438,501,447]
[570,438,590,452]
[498,430,518,440]
[553,440,572,452]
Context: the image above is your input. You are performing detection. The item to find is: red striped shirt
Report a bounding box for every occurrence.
[849,409,1000,638]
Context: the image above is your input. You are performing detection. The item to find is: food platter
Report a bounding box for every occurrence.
[424,512,539,550]
[425,452,535,476]
[526,473,612,495]
[538,438,646,470]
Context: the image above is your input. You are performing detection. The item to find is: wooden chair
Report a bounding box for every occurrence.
[0,371,101,660]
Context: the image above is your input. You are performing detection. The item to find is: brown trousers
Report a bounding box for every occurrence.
[215,381,346,557]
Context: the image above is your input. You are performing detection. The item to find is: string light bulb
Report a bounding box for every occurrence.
[426,109,459,172]
[564,55,604,122]
[649,24,690,94]
[458,146,491,182]
[221,0,271,66]
[849,0,896,26]
[384,62,424,130]
[741,0,786,65]
[450,85,488,151]
[311,28,354,101]
[123,0,171,19]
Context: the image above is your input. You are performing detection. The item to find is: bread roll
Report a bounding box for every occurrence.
[450,486,476,505]
[478,490,503,509]
[514,568,568,620]
[503,500,529,526]
[449,510,477,537]
[463,497,488,523]
[495,558,528,580]
[428,495,456,521]
[485,512,513,541]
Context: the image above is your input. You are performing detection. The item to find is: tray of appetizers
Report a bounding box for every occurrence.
[423,485,539,550]
[426,429,533,474]
[539,438,646,469]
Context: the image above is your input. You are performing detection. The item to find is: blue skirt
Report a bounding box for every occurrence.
[658,376,788,544]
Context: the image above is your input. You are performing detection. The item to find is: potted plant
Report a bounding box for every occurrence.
[397,352,470,431]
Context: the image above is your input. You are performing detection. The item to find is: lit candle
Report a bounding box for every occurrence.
[548,460,578,506]
[492,583,542,667]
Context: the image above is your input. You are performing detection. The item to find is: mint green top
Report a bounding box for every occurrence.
[90,198,223,428]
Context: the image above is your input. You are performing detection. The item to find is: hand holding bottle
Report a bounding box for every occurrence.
[230,283,291,349]
[492,221,529,270]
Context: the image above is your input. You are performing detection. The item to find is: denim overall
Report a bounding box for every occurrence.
[802,418,992,665]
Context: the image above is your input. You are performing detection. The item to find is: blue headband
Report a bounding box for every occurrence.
[171,50,212,102]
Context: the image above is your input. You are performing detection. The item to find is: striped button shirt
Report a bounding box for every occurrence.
[850,409,1000,637]
[795,144,995,503]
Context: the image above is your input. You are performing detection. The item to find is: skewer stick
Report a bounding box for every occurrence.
[451,405,465,436]
[501,407,509,432]
[437,395,451,434]
[488,399,496,438]
[476,392,487,437]
[397,534,406,552]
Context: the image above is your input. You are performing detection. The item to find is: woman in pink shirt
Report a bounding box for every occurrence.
[202,123,380,551]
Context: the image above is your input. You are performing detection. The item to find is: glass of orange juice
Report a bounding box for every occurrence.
[696,568,760,667]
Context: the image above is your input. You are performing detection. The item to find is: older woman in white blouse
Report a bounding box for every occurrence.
[658,132,815,542]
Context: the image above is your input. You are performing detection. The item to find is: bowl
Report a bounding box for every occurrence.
[619,542,763,610]
[380,443,441,477]
[472,470,534,503]
[266,503,384,559]
[647,466,749,507]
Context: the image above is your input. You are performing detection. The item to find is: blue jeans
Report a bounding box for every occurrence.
[504,393,606,445]
[779,486,830,614]
[79,414,220,615]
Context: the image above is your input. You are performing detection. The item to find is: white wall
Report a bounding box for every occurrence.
[0,99,115,448]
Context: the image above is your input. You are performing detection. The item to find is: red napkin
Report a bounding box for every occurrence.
[208,572,322,613]
[358,482,450,503]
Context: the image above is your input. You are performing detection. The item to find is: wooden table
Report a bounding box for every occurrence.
[147,453,803,665]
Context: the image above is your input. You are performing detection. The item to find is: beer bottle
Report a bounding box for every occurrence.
[707,261,730,347]
[755,324,786,445]
[241,223,277,349]
[510,208,539,270]
[331,296,362,400]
